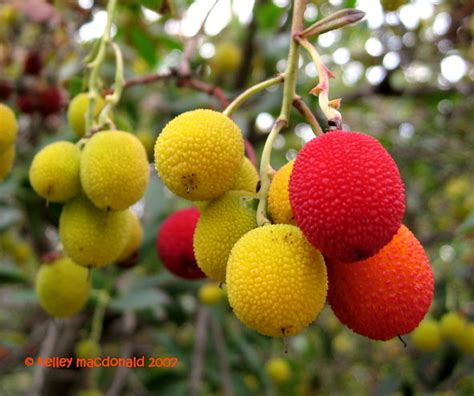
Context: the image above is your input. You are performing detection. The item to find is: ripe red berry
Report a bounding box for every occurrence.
[156,208,206,280]
[289,131,405,262]
[38,86,66,116]
[24,51,43,75]
[0,80,13,100]
[16,93,39,114]
[327,225,434,341]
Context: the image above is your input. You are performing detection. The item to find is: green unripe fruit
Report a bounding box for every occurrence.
[411,318,442,352]
[456,323,474,355]
[265,357,291,384]
[29,141,81,202]
[0,145,15,180]
[198,283,226,305]
[80,130,149,211]
[59,196,131,267]
[78,390,104,396]
[67,93,105,137]
[193,191,257,282]
[75,339,101,359]
[0,103,17,153]
[154,109,244,201]
[35,256,90,318]
[439,311,467,342]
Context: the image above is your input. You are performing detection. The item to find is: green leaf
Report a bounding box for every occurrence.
[109,288,169,311]
[131,29,158,67]
[156,33,183,51]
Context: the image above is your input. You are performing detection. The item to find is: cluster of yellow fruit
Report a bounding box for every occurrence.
[154,109,328,337]
[411,311,474,354]
[0,103,18,181]
[32,93,147,318]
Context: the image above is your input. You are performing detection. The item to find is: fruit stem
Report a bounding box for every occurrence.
[222,74,285,117]
[293,95,323,136]
[90,289,110,343]
[256,0,307,227]
[85,0,118,135]
[296,36,342,129]
[300,8,365,38]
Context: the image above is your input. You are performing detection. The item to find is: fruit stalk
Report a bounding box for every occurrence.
[85,0,118,135]
[222,74,285,117]
[256,0,307,226]
[90,289,110,343]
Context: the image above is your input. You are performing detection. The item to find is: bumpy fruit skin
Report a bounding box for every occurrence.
[226,224,328,337]
[154,109,244,201]
[210,42,242,74]
[35,256,90,318]
[67,93,105,137]
[29,141,81,202]
[265,357,291,384]
[411,319,442,352]
[156,208,206,279]
[80,130,149,210]
[59,196,131,267]
[439,312,467,341]
[75,339,101,359]
[268,160,295,225]
[198,283,226,305]
[328,225,434,341]
[232,157,259,193]
[116,210,143,262]
[194,192,257,282]
[0,145,15,181]
[0,103,18,152]
[290,131,405,262]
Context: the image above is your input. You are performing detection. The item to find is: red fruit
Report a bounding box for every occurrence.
[16,93,39,113]
[0,80,13,100]
[38,86,65,116]
[156,208,206,279]
[289,131,405,262]
[24,51,43,75]
[327,225,434,341]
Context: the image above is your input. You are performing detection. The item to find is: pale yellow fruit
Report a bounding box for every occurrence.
[36,256,90,318]
[456,323,474,355]
[29,141,81,202]
[59,196,131,267]
[232,157,259,193]
[193,191,257,282]
[226,224,327,337]
[116,211,143,262]
[0,103,17,153]
[265,357,291,384]
[75,339,101,359]
[154,109,244,201]
[268,160,295,224]
[0,145,15,180]
[67,93,105,137]
[80,130,150,210]
[210,42,242,74]
[411,318,442,352]
[439,312,467,342]
[198,283,226,305]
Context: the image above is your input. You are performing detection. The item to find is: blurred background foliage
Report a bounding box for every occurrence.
[0,0,473,395]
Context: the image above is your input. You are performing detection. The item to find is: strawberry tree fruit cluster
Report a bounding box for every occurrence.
[29,93,147,318]
[154,108,434,342]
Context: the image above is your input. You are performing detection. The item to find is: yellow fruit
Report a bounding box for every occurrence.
[333,333,354,355]
[232,157,259,194]
[29,141,81,202]
[198,283,226,305]
[456,323,474,354]
[35,256,90,318]
[210,41,242,74]
[116,211,143,262]
[154,109,244,201]
[444,176,471,199]
[0,145,15,180]
[75,339,101,359]
[265,357,291,384]
[411,318,442,352]
[193,192,257,282]
[226,224,327,337]
[0,103,17,153]
[268,160,295,225]
[243,374,259,392]
[136,130,154,159]
[59,196,131,267]
[12,241,32,264]
[67,93,105,137]
[439,312,467,342]
[80,130,149,210]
